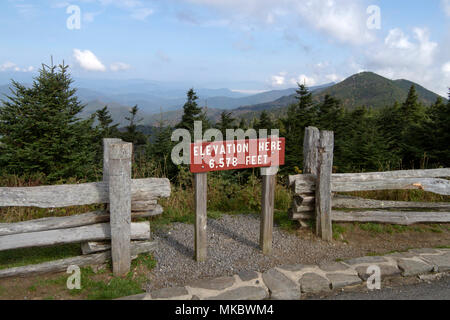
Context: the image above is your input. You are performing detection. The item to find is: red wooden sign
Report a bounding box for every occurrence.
[190,138,285,173]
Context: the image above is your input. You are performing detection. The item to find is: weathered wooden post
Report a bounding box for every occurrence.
[109,141,133,276]
[194,138,208,262]
[103,138,123,183]
[81,138,123,255]
[194,171,207,262]
[315,131,334,241]
[303,127,320,176]
[291,127,320,226]
[260,166,277,255]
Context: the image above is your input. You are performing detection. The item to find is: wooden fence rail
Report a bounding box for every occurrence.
[289,127,450,240]
[0,138,171,278]
[0,178,170,208]
[290,175,450,195]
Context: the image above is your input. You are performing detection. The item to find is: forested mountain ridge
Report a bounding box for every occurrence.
[242,72,445,112]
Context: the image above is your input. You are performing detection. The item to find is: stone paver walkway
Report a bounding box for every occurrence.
[119,248,450,300]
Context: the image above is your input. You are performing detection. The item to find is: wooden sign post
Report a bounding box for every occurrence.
[260,166,277,255]
[194,171,208,262]
[190,138,285,260]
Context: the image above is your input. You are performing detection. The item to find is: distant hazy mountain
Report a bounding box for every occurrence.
[75,86,312,114]
[2,72,445,129]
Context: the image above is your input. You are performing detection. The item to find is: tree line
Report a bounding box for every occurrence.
[0,62,448,184]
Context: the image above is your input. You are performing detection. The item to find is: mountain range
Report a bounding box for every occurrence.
[0,71,446,127]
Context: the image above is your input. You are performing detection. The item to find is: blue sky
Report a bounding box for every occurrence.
[1,0,449,95]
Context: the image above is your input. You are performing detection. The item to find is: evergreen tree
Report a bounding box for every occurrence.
[255,111,273,131]
[317,94,344,131]
[0,62,96,180]
[121,105,147,146]
[238,118,247,130]
[426,93,450,166]
[148,116,175,178]
[216,111,236,137]
[376,102,403,168]
[91,106,120,165]
[176,88,209,139]
[282,83,317,174]
[339,107,390,172]
[398,85,428,167]
[95,106,119,138]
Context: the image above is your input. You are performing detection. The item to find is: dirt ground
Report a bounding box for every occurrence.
[0,221,449,300]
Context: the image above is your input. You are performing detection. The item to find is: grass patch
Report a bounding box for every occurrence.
[333,224,347,240]
[82,272,145,300]
[354,222,449,235]
[132,253,157,270]
[74,254,157,300]
[207,211,223,220]
[358,222,388,234]
[355,223,437,234]
[274,210,298,233]
[427,224,444,233]
[27,274,68,292]
[0,244,81,270]
[17,254,158,300]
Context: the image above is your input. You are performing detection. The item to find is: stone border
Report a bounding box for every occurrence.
[118,248,450,300]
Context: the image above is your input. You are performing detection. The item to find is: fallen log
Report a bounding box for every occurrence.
[0,178,170,208]
[0,222,150,251]
[0,205,163,236]
[0,240,158,279]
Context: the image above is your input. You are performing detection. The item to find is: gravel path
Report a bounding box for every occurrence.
[145,214,372,291]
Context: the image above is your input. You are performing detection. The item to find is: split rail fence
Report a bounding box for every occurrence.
[289,126,450,241]
[0,138,171,278]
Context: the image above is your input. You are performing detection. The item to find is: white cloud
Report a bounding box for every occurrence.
[271,72,287,86]
[443,61,450,74]
[0,61,34,72]
[73,49,106,72]
[185,0,374,45]
[0,62,17,71]
[384,28,413,49]
[290,74,316,86]
[365,27,447,95]
[110,62,131,72]
[442,0,450,17]
[325,74,340,83]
